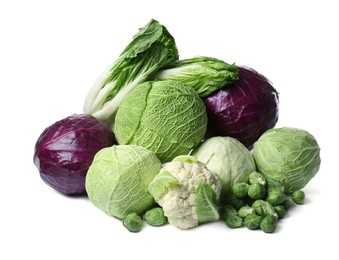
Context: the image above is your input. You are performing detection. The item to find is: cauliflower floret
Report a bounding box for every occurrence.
[150,156,222,229]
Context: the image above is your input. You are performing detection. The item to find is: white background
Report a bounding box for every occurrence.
[1,0,337,259]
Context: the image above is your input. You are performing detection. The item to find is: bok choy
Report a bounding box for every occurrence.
[83,19,179,126]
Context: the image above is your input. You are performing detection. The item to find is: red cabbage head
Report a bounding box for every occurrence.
[203,66,279,148]
[33,114,115,195]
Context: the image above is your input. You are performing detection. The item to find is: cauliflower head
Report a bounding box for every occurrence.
[148,155,222,229]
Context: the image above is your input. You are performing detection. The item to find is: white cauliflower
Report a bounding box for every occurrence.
[148,155,222,229]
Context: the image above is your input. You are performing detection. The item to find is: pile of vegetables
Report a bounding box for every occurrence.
[33,19,321,233]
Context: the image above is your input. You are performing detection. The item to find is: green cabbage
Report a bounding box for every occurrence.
[151,56,239,97]
[85,145,162,219]
[114,80,207,163]
[252,127,321,193]
[192,136,256,198]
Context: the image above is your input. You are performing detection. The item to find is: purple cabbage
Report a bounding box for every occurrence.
[33,114,115,195]
[203,66,279,148]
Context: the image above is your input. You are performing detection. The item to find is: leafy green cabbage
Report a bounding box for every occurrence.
[252,127,321,193]
[83,19,178,127]
[85,145,162,219]
[114,80,207,163]
[151,56,239,97]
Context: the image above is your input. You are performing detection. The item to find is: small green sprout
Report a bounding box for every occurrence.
[223,194,246,210]
[237,205,255,218]
[222,205,242,228]
[292,191,305,205]
[281,196,293,209]
[144,207,168,227]
[123,213,143,232]
[266,188,286,206]
[274,205,286,219]
[252,200,278,219]
[260,215,277,233]
[232,183,249,199]
[248,183,266,199]
[244,214,262,230]
[248,171,266,186]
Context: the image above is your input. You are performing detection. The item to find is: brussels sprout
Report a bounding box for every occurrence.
[274,206,286,219]
[123,213,143,232]
[223,194,247,210]
[244,214,262,230]
[260,215,277,233]
[232,183,249,199]
[292,191,305,205]
[144,207,168,227]
[222,205,242,228]
[248,183,266,200]
[252,200,278,219]
[281,196,293,209]
[253,127,321,193]
[266,187,286,206]
[238,205,255,218]
[248,171,266,186]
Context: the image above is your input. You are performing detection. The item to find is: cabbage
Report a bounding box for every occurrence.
[33,114,115,195]
[252,127,321,193]
[191,136,256,198]
[203,66,279,148]
[151,56,239,97]
[85,145,162,219]
[114,80,207,163]
[83,19,178,127]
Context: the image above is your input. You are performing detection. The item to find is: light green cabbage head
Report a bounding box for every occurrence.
[191,136,256,198]
[252,127,321,193]
[114,80,207,163]
[85,145,162,219]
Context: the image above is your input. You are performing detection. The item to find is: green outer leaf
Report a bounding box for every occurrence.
[148,170,179,201]
[151,56,239,98]
[172,155,198,164]
[83,19,179,125]
[195,182,220,223]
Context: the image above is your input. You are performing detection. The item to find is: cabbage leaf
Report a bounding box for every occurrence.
[195,182,220,223]
[148,171,179,201]
[151,56,239,97]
